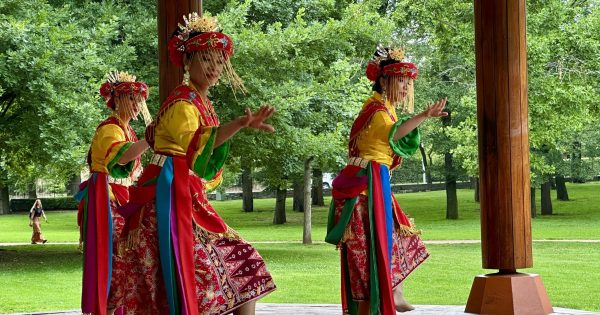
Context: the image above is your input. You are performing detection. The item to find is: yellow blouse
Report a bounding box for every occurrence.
[354,92,421,167]
[355,93,398,166]
[153,84,229,191]
[89,115,134,176]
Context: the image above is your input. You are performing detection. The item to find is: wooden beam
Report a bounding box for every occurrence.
[468,2,553,312]
[157,0,203,103]
[474,0,532,270]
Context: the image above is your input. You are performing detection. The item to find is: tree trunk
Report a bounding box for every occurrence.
[273,187,287,224]
[303,157,314,244]
[472,177,480,203]
[427,152,434,185]
[530,186,536,218]
[66,174,81,196]
[442,108,458,219]
[311,168,325,206]
[541,181,553,215]
[445,152,458,219]
[555,175,569,201]
[419,142,432,185]
[0,182,9,214]
[28,183,37,199]
[241,162,254,212]
[571,140,584,183]
[293,179,304,212]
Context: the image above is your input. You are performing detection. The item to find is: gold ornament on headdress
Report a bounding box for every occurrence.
[106,71,153,126]
[371,46,415,113]
[388,48,405,61]
[179,13,219,35]
[107,71,136,84]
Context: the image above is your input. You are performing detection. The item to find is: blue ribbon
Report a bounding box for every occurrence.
[379,164,394,268]
[156,157,177,315]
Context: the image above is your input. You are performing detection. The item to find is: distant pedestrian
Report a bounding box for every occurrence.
[29,199,47,244]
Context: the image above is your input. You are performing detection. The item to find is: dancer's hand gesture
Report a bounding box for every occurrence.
[240,105,276,133]
[421,97,448,118]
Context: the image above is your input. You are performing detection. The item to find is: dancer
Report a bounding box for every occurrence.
[120,13,276,315]
[75,71,151,315]
[326,46,447,315]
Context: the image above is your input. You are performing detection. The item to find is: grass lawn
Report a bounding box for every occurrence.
[0,182,599,312]
[0,242,599,313]
[1,182,598,243]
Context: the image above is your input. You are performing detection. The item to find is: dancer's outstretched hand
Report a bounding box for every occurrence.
[240,105,276,133]
[421,97,448,118]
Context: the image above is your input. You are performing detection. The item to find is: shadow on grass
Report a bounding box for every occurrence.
[0,245,81,272]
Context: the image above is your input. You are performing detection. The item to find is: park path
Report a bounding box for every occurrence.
[2,304,599,315]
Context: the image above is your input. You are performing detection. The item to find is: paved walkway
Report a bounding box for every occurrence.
[3,304,599,315]
[2,239,600,247]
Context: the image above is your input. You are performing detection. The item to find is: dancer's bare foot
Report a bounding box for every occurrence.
[395,301,415,312]
[233,300,256,315]
[394,284,415,312]
[358,301,370,315]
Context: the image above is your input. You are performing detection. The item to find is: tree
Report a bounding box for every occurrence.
[436,0,600,218]
[205,1,396,224]
[0,0,158,196]
[391,0,476,219]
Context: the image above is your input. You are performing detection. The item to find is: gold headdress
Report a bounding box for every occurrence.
[168,13,246,95]
[366,46,418,113]
[99,71,153,126]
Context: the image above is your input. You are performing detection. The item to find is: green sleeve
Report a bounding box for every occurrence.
[202,141,230,180]
[107,142,135,178]
[388,116,421,158]
[190,127,230,180]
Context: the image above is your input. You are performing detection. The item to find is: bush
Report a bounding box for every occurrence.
[9,197,78,212]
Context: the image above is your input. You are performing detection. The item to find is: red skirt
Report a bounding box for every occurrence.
[121,172,275,314]
[107,201,126,310]
[333,194,429,300]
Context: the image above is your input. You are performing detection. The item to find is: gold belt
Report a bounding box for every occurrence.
[150,153,168,167]
[150,153,196,176]
[108,177,133,187]
[348,156,370,168]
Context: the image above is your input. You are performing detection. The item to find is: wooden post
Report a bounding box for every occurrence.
[475,0,531,272]
[157,0,203,103]
[466,0,553,314]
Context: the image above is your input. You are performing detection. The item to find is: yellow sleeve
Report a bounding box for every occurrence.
[90,124,134,177]
[160,101,228,179]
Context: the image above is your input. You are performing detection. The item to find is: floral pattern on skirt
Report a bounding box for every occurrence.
[108,200,127,310]
[335,194,429,301]
[121,204,276,315]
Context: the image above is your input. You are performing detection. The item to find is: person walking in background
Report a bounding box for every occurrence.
[29,199,47,244]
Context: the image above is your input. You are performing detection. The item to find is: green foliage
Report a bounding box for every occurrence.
[2,0,599,197]
[387,0,476,183]
[0,0,157,191]
[207,1,396,190]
